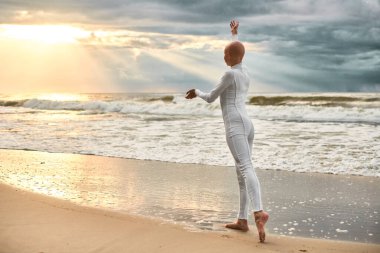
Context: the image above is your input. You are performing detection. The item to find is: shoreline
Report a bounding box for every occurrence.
[0,147,378,178]
[1,182,379,253]
[0,148,379,245]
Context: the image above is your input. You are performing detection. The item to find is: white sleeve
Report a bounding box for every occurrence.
[232,34,238,41]
[195,71,234,103]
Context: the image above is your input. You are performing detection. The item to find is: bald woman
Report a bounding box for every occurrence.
[186,20,269,243]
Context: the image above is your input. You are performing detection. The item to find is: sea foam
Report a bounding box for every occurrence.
[1,93,379,177]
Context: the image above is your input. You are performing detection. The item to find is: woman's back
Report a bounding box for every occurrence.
[220,63,251,137]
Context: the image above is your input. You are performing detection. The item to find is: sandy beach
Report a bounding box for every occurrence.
[1,183,379,253]
[1,0,379,250]
[0,149,379,253]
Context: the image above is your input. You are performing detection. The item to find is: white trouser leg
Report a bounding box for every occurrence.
[227,128,263,217]
[235,161,250,219]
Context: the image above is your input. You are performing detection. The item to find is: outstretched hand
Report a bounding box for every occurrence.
[185,89,196,99]
[230,20,239,35]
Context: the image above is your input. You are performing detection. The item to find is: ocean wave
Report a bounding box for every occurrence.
[249,95,380,107]
[252,105,380,125]
[0,99,27,107]
[2,94,379,109]
[1,93,379,177]
[3,97,220,116]
[1,94,379,125]
[146,95,174,102]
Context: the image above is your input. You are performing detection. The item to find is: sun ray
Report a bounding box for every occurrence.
[147,49,224,84]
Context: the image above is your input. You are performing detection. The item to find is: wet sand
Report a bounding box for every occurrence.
[1,183,379,253]
[1,149,379,243]
[0,148,379,252]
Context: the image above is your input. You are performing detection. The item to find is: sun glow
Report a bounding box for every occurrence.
[0,24,90,44]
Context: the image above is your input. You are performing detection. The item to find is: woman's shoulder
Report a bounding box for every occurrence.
[221,70,235,82]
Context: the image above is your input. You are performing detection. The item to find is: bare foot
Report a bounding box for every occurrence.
[254,211,269,243]
[225,219,249,232]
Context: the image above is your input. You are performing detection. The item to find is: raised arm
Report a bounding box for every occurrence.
[230,20,239,41]
[185,20,239,101]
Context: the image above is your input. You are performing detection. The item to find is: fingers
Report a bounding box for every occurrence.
[230,20,239,29]
[185,89,196,99]
[230,20,235,28]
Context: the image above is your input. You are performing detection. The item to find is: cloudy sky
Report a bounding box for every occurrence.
[0,0,379,93]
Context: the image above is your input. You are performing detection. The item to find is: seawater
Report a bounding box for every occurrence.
[0,92,379,176]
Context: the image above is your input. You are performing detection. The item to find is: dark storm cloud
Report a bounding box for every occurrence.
[1,0,379,92]
[242,16,380,91]
[0,0,284,26]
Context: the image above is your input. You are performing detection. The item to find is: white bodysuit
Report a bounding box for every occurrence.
[195,60,263,219]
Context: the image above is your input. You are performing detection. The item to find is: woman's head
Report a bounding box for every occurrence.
[224,41,245,66]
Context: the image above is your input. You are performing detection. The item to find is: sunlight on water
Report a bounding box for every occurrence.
[1,149,379,243]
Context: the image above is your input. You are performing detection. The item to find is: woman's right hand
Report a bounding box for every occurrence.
[230,20,239,35]
[185,89,196,99]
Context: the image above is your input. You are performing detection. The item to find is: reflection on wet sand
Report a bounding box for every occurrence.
[1,149,379,243]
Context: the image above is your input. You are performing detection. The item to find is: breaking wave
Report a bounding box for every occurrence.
[0,93,379,124]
